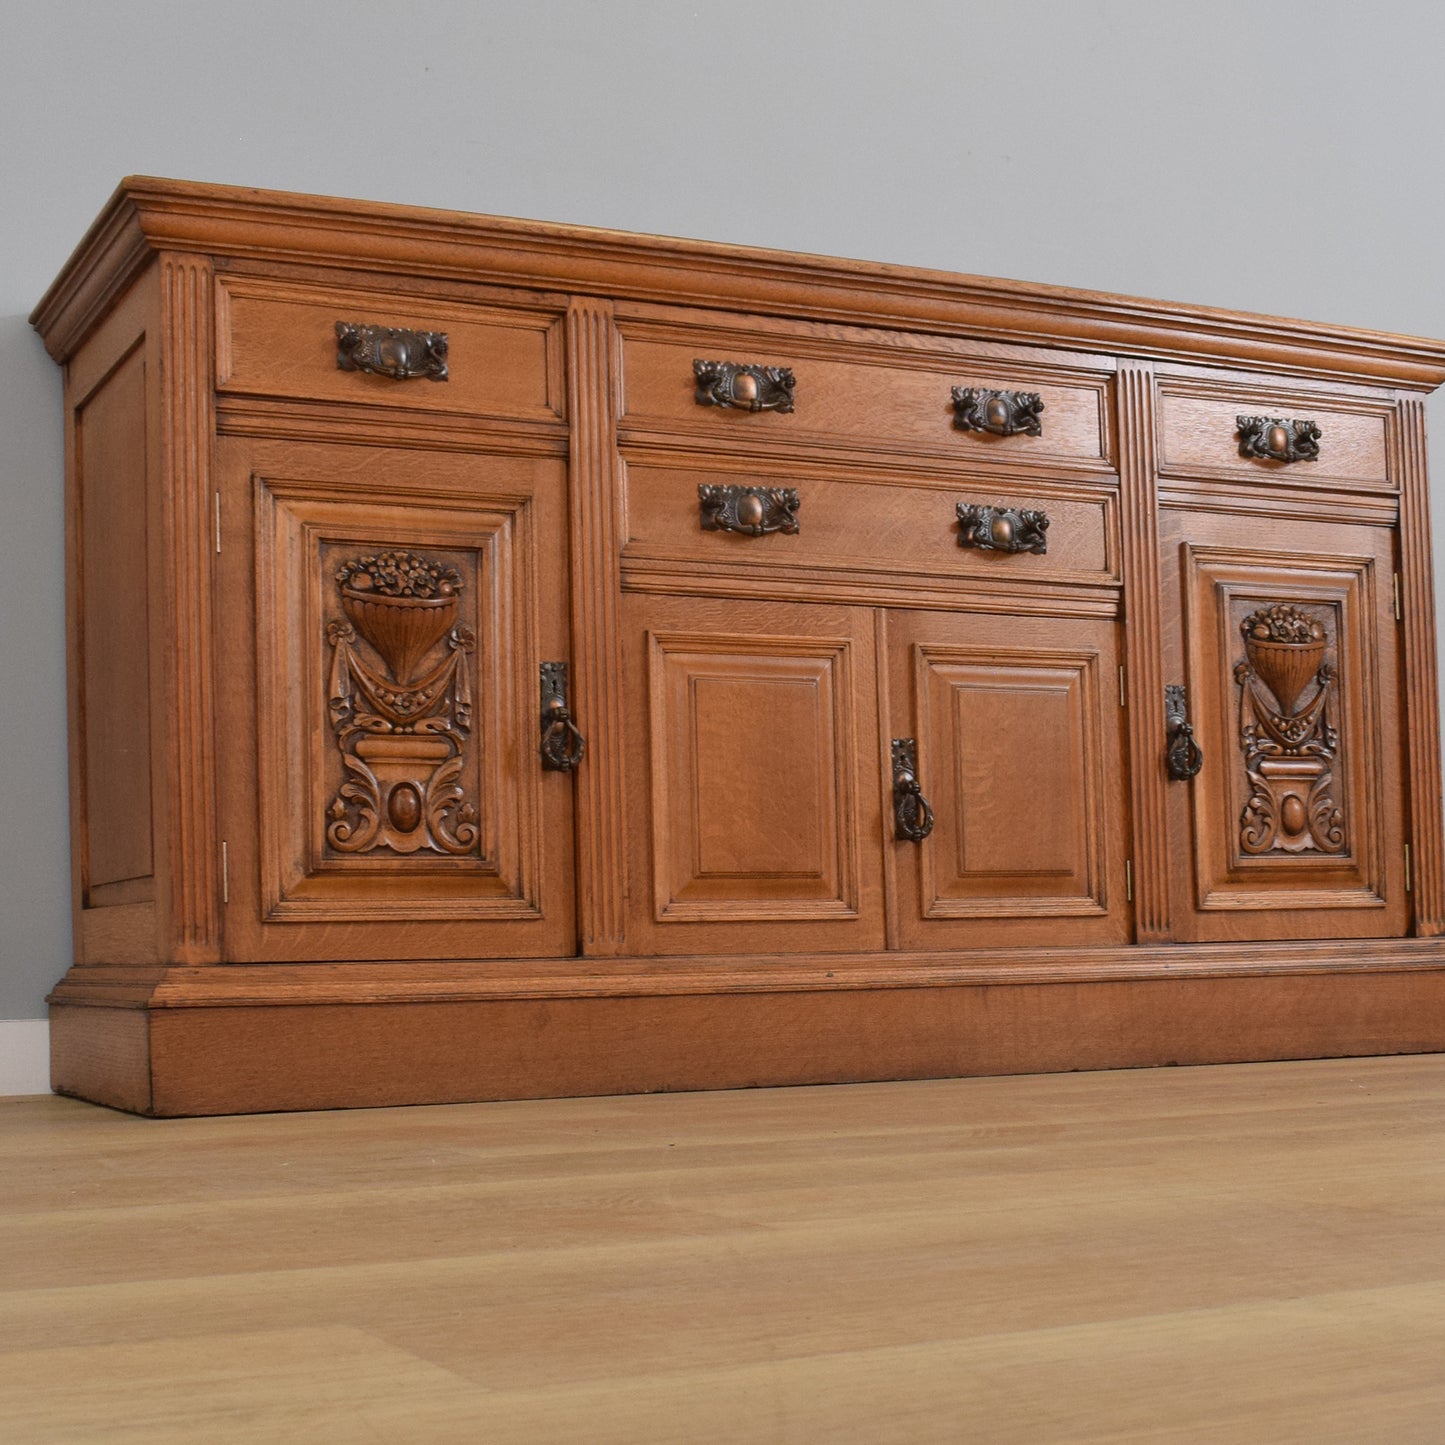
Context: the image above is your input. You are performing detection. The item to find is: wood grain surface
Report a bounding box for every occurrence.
[5,1055,1445,1442]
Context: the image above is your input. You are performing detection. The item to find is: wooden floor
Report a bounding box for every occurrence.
[3,1056,1444,1443]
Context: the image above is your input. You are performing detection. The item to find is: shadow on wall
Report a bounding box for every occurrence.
[0,312,73,1022]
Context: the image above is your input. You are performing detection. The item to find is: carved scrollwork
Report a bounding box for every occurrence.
[325,550,478,856]
[698,484,800,536]
[336,322,449,381]
[1236,415,1321,463]
[951,387,1044,437]
[1234,603,1344,855]
[694,359,796,413]
[956,504,1049,555]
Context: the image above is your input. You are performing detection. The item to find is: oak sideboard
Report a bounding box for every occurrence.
[32,178,1445,1115]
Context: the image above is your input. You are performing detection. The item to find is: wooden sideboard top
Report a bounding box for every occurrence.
[32,175,1445,389]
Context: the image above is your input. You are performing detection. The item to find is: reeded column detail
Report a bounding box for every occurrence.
[566,299,629,953]
[1395,397,1445,934]
[158,253,222,961]
[1117,364,1171,941]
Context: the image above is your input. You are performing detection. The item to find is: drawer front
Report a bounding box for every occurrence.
[1158,381,1393,489]
[622,457,1117,588]
[617,309,1113,471]
[217,276,564,424]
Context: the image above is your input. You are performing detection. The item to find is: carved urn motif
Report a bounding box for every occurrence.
[337,552,462,685]
[326,550,478,856]
[1234,603,1343,856]
[1241,603,1327,716]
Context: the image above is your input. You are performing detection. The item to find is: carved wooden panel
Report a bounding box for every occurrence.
[1163,508,1407,941]
[623,595,884,954]
[887,611,1129,950]
[217,438,574,961]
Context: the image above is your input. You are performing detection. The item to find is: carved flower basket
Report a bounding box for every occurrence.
[1242,607,1327,717]
[341,589,458,685]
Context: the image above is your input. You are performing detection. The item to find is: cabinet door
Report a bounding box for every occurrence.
[623,595,885,955]
[217,438,575,960]
[885,610,1131,950]
[1161,509,1407,941]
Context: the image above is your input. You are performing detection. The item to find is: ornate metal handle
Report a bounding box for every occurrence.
[892,739,934,842]
[1236,415,1320,463]
[1165,684,1203,781]
[694,359,795,413]
[956,503,1049,555]
[698,484,800,535]
[336,322,449,381]
[952,387,1044,437]
[540,662,585,773]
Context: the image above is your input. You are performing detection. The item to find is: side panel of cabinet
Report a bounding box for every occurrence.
[216,438,575,960]
[1160,509,1407,941]
[623,594,885,955]
[886,610,1131,949]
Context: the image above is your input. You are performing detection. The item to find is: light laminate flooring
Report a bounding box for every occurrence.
[3,1054,1444,1442]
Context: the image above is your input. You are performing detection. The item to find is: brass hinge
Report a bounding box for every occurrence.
[1405,843,1413,894]
[1118,665,1127,708]
[215,492,222,555]
[221,840,230,905]
[1394,572,1403,622]
[1125,858,1134,903]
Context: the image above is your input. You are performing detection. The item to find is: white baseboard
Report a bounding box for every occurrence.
[0,1020,51,1096]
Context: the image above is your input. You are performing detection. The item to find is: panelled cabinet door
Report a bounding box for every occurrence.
[623,595,885,955]
[1161,509,1407,941]
[216,438,575,960]
[886,610,1131,949]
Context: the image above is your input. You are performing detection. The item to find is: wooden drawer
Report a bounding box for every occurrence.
[1158,375,1394,489]
[621,456,1117,589]
[216,275,565,424]
[616,306,1114,472]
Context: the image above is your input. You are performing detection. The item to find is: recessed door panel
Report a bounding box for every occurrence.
[217,438,575,960]
[625,595,884,954]
[888,611,1130,949]
[1162,509,1406,941]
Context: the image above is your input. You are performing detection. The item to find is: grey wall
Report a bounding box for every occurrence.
[4,0,1444,1018]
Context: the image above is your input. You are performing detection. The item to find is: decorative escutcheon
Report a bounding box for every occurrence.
[956,503,1049,555]
[694,359,796,413]
[1236,415,1321,463]
[891,739,934,843]
[1164,684,1204,781]
[951,387,1044,437]
[539,661,585,773]
[336,322,449,381]
[698,484,800,536]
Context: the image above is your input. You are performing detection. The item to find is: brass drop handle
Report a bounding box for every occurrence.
[892,739,934,842]
[1165,684,1203,781]
[336,321,449,381]
[694,359,796,412]
[540,662,585,773]
[1236,414,1320,463]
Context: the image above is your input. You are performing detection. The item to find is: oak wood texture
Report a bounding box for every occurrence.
[886,609,1130,949]
[616,301,1114,471]
[1160,509,1406,941]
[216,272,565,424]
[623,593,886,955]
[10,1058,1445,1441]
[33,177,1445,1115]
[32,177,1445,387]
[42,970,1445,1116]
[217,438,575,959]
[621,452,1117,589]
[1158,379,1394,489]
